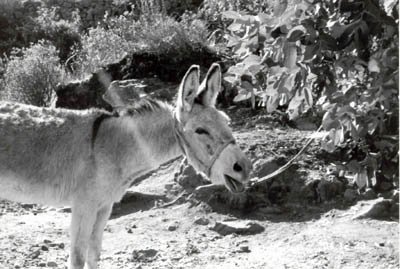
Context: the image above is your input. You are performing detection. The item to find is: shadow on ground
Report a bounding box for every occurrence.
[110,191,167,219]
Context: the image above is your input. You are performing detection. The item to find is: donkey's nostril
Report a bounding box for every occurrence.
[233,162,243,172]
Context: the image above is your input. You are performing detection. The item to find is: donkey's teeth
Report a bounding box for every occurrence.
[224,174,245,193]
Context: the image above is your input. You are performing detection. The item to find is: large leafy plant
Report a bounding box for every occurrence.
[222,1,315,117]
[220,0,399,189]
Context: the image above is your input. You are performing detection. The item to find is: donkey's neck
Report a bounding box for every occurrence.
[97,102,182,180]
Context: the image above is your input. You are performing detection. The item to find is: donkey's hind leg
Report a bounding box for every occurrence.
[87,203,113,269]
[69,199,98,269]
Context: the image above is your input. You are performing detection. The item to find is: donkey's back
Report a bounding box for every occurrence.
[0,101,104,205]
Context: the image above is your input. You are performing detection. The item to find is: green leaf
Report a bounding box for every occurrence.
[282,73,296,93]
[322,112,341,130]
[251,90,256,109]
[347,160,362,173]
[222,11,242,20]
[354,169,368,189]
[279,93,288,106]
[269,66,288,76]
[240,81,255,92]
[223,76,237,84]
[227,64,246,77]
[287,25,306,42]
[320,33,338,50]
[233,92,251,102]
[288,87,310,120]
[266,95,278,113]
[248,64,264,75]
[327,126,344,146]
[382,0,399,16]
[368,58,380,73]
[227,22,243,33]
[245,35,259,51]
[265,83,278,97]
[283,42,298,69]
[303,43,320,62]
[233,86,252,102]
[336,105,357,117]
[303,87,313,107]
[243,54,261,66]
[227,35,240,47]
[257,13,276,25]
[321,140,336,152]
[367,118,379,135]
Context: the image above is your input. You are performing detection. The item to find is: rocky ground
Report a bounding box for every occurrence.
[0,109,398,269]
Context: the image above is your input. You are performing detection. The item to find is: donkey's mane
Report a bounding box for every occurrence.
[119,98,170,117]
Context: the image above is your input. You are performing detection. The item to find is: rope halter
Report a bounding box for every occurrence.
[173,113,235,178]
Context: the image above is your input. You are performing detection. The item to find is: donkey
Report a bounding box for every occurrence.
[0,63,252,269]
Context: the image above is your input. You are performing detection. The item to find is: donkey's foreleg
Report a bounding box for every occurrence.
[69,200,98,269]
[87,203,113,269]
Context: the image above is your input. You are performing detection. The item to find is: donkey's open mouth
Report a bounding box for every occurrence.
[224,174,245,193]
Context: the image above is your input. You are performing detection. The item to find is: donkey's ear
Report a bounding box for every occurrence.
[197,63,221,107]
[177,65,200,112]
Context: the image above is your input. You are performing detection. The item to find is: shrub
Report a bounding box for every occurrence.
[0,3,81,64]
[72,27,131,76]
[216,0,399,189]
[73,9,208,76]
[1,41,65,107]
[0,0,31,56]
[33,6,82,63]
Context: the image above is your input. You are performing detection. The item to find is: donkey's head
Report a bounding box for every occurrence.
[174,64,252,193]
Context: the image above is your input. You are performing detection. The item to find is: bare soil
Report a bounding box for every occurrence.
[0,110,398,269]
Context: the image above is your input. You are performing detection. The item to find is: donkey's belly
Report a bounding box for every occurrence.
[0,172,73,206]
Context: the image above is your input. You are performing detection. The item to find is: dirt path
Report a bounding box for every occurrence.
[0,126,398,269]
[0,201,398,269]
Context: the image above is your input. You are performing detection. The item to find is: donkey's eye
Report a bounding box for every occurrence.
[195,127,210,135]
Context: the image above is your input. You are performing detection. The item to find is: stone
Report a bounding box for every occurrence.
[210,220,264,236]
[57,207,71,213]
[194,217,210,225]
[293,117,318,130]
[252,157,282,179]
[379,181,393,192]
[238,245,250,253]
[168,223,178,231]
[353,198,393,220]
[390,202,399,219]
[381,189,400,202]
[47,261,57,267]
[301,179,320,201]
[344,189,359,202]
[132,249,158,262]
[186,244,200,255]
[256,206,283,215]
[361,188,377,200]
[253,115,273,125]
[28,249,41,259]
[317,177,344,201]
